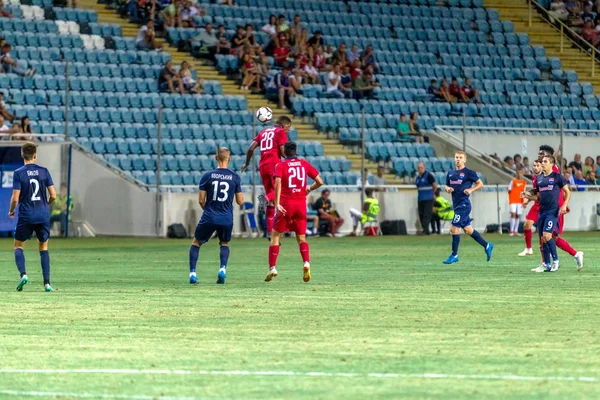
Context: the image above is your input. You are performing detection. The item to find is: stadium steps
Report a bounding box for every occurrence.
[484,0,600,93]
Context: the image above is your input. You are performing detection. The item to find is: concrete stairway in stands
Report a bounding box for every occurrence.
[484,0,600,93]
[78,0,401,183]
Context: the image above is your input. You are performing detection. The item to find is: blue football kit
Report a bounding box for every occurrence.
[536,171,565,235]
[13,164,54,242]
[446,167,479,228]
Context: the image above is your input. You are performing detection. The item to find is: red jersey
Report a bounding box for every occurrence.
[254,126,288,167]
[273,157,319,203]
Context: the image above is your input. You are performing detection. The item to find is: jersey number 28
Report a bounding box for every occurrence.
[288,166,306,188]
[260,129,275,151]
[30,179,41,201]
[211,181,229,202]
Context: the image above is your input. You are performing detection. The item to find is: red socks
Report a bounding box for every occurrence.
[524,228,532,249]
[268,245,280,268]
[299,242,310,263]
[266,206,275,234]
[555,237,577,256]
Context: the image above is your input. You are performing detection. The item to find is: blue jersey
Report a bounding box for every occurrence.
[13,164,54,224]
[446,167,480,210]
[537,172,565,215]
[199,168,242,225]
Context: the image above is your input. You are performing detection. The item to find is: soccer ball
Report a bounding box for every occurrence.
[256,106,273,124]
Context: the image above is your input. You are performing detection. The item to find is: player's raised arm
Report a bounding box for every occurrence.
[47,185,57,205]
[198,190,207,209]
[241,141,259,173]
[8,189,19,218]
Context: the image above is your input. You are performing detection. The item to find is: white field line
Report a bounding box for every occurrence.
[0,390,237,400]
[0,369,596,383]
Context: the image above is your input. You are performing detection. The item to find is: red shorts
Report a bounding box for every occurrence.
[273,202,307,235]
[526,203,564,234]
[259,163,276,202]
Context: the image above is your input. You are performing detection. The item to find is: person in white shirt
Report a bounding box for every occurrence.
[326,64,350,98]
[303,59,320,84]
[136,21,161,50]
[261,15,277,37]
[1,44,35,77]
[179,0,199,28]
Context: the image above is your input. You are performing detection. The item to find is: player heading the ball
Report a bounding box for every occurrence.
[189,147,244,285]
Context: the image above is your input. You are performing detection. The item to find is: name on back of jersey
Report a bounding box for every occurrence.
[211,173,233,180]
[27,170,39,177]
[288,161,301,167]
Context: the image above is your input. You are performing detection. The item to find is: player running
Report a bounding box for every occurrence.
[442,151,494,264]
[241,115,291,238]
[519,145,583,270]
[189,147,243,285]
[508,169,527,236]
[265,141,323,282]
[522,155,570,272]
[9,143,57,292]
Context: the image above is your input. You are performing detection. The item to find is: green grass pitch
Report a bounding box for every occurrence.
[0,233,599,400]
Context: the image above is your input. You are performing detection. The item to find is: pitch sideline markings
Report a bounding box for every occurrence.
[0,390,242,400]
[0,369,596,383]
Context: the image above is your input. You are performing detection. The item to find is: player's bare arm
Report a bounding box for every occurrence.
[274,177,286,215]
[306,175,324,195]
[198,190,207,209]
[241,141,259,172]
[444,185,453,193]
[235,192,244,206]
[47,185,57,205]
[464,179,483,196]
[278,144,285,159]
[8,189,20,218]
[559,185,571,215]
[521,189,538,202]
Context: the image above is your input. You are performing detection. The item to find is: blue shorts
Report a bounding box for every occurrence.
[538,212,559,236]
[14,219,50,242]
[451,207,472,228]
[194,221,233,244]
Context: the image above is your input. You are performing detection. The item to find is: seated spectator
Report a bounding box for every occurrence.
[0,92,16,122]
[240,54,258,91]
[178,0,202,28]
[0,115,10,135]
[136,21,162,51]
[340,64,352,91]
[583,156,597,175]
[257,53,270,91]
[1,44,35,77]
[291,14,303,37]
[582,20,600,46]
[332,42,347,66]
[232,25,248,51]
[326,63,351,98]
[0,0,12,18]
[159,60,184,93]
[294,48,309,70]
[373,166,386,188]
[289,68,303,95]
[306,199,319,236]
[261,15,277,37]
[277,14,289,33]
[573,170,587,191]
[245,24,257,48]
[581,4,596,23]
[312,189,344,237]
[179,61,203,93]
[513,154,524,171]
[267,66,294,109]
[427,79,444,100]
[550,1,570,20]
[569,153,583,171]
[303,59,320,84]
[360,44,377,72]
[439,78,456,103]
[409,112,428,143]
[12,116,34,141]
[215,24,231,55]
[461,78,480,103]
[313,47,326,71]
[364,68,379,91]
[348,188,380,236]
[397,113,411,141]
[273,37,291,66]
[159,0,177,28]
[307,30,324,59]
[347,44,360,64]
[596,155,600,171]
[323,45,334,63]
[522,156,532,177]
[352,72,374,100]
[585,170,598,187]
[349,59,362,80]
[295,28,308,53]
[192,23,218,61]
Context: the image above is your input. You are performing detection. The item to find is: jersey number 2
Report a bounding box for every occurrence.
[288,166,306,188]
[260,130,275,151]
[212,181,229,202]
[30,179,40,201]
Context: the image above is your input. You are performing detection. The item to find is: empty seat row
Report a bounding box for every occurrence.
[52,7,98,23]
[367,143,436,160]
[88,23,122,38]
[9,45,171,65]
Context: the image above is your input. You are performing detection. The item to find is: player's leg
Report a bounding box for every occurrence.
[463,224,494,262]
[215,225,233,284]
[509,209,517,236]
[443,222,461,264]
[349,208,362,236]
[553,214,583,270]
[293,211,311,282]
[519,219,534,256]
[189,222,213,284]
[260,165,276,238]
[13,220,33,291]
[35,222,52,291]
[266,230,282,282]
[540,216,559,272]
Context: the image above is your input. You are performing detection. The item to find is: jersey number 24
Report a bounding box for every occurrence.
[288,166,306,188]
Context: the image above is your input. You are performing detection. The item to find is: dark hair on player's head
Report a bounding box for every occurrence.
[539,144,554,155]
[533,158,541,164]
[277,115,292,127]
[544,155,556,164]
[365,188,374,197]
[21,143,36,161]
[283,141,297,157]
[435,188,441,196]
[217,147,230,162]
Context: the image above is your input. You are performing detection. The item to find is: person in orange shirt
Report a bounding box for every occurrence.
[508,169,527,236]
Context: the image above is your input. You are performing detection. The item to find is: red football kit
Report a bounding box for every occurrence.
[254,126,288,202]
[273,157,319,234]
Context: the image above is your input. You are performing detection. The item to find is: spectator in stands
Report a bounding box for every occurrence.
[581,4,595,23]
[313,47,326,71]
[461,78,480,103]
[332,43,347,66]
[179,61,203,94]
[240,54,258,91]
[596,155,600,171]
[340,64,352,91]
[349,59,362,80]
[360,44,377,72]
[290,68,303,95]
[192,23,218,61]
[356,168,373,187]
[178,0,203,28]
[268,66,294,109]
[215,24,231,55]
[1,44,35,77]
[564,168,575,185]
[585,170,598,187]
[312,189,344,237]
[326,63,351,98]
[159,0,177,28]
[136,21,161,51]
[12,116,34,141]
[294,29,308,54]
[347,44,360,64]
[573,170,587,191]
[582,20,600,46]
[307,30,324,59]
[427,79,444,100]
[294,46,309,69]
[0,92,15,122]
[0,0,12,18]
[232,25,248,52]
[583,156,597,175]
[438,78,456,103]
[159,60,184,94]
[0,115,11,138]
[323,45,334,64]
[291,14,302,36]
[448,77,463,102]
[352,71,374,100]
[261,15,278,45]
[373,166,386,188]
[513,154,524,171]
[277,14,289,33]
[549,1,570,20]
[303,59,320,84]
[397,113,411,141]
[364,68,379,92]
[569,153,583,171]
[409,112,428,143]
[273,36,291,66]
[245,24,257,48]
